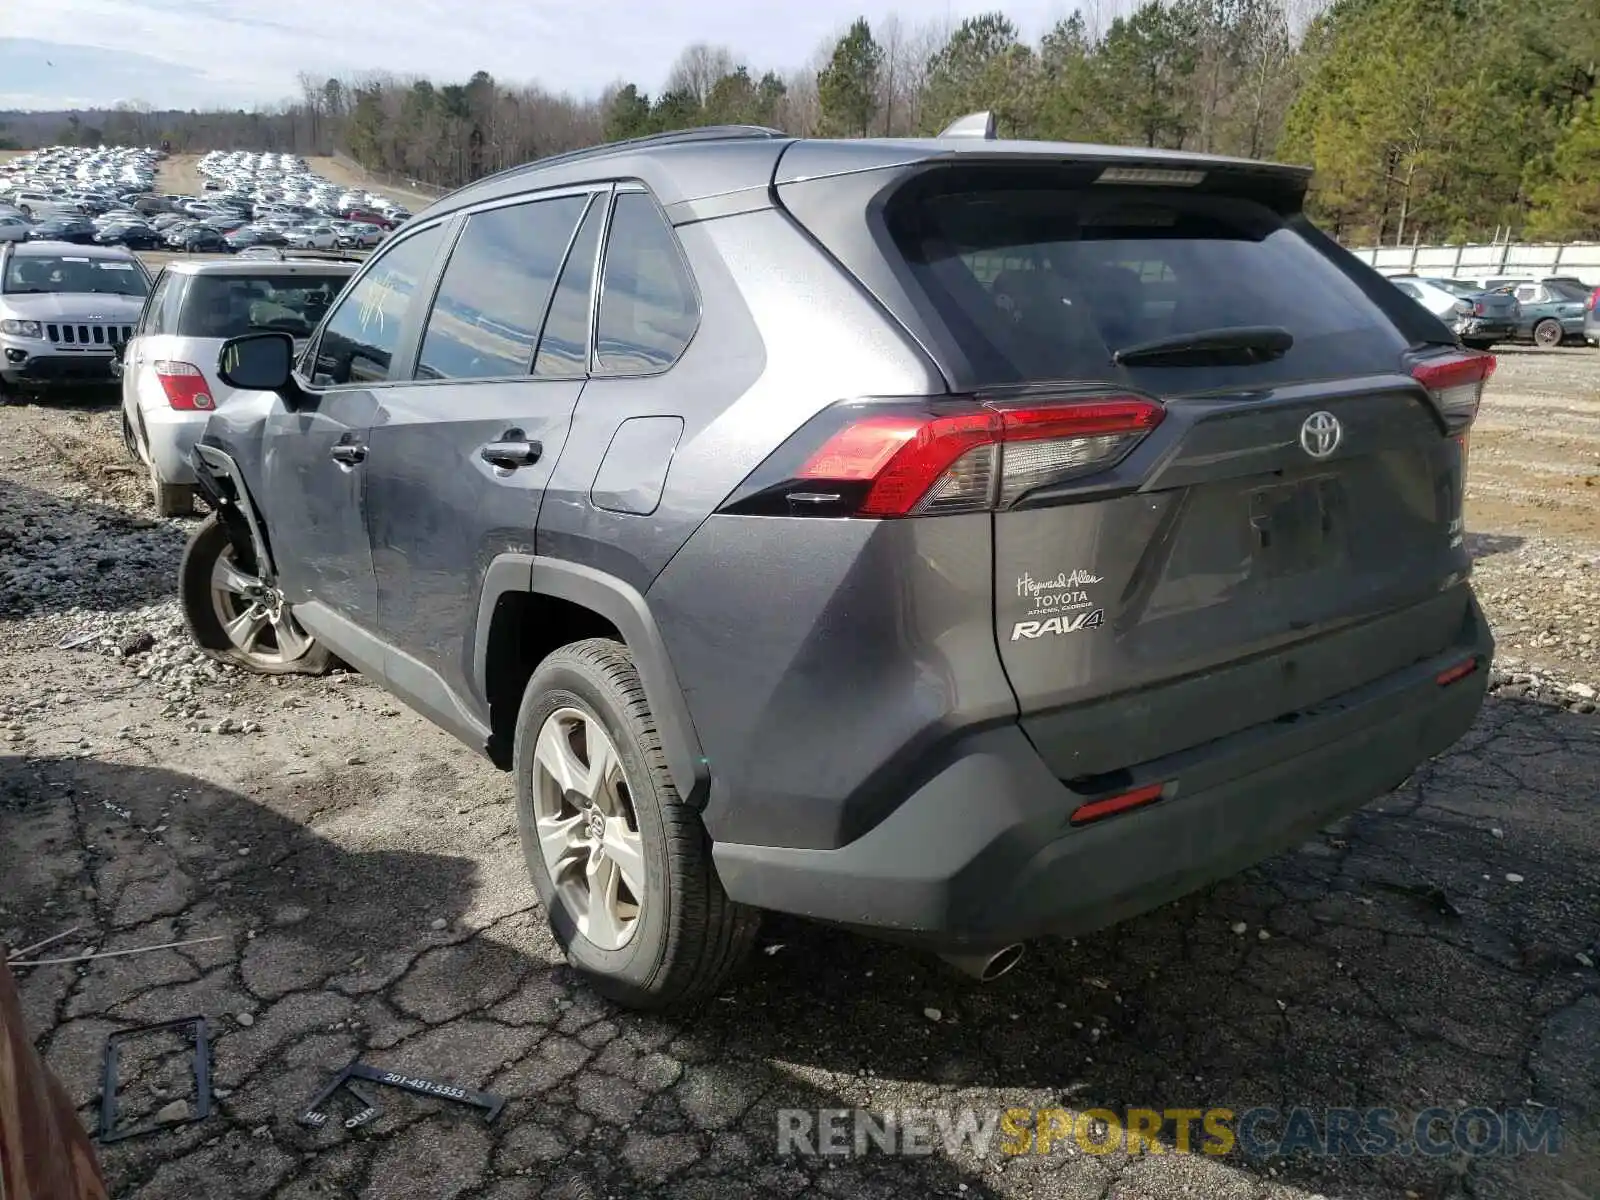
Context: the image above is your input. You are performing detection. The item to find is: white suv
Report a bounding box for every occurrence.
[118,257,355,514]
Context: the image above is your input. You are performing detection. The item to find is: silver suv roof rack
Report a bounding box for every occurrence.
[938,111,998,140]
[478,125,789,190]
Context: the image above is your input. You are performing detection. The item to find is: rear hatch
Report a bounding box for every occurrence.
[775,152,1487,780]
[1470,289,1520,323]
[156,268,349,408]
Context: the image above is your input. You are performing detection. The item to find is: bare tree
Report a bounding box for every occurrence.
[665,43,737,107]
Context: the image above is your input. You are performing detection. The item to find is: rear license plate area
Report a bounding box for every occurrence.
[1248,475,1347,578]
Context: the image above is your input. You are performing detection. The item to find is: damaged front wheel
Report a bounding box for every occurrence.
[179,515,333,675]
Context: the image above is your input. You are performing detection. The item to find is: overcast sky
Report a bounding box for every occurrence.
[1,0,1079,112]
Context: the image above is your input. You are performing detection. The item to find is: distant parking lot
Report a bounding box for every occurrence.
[0,146,417,260]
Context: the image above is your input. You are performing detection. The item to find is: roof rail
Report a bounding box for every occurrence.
[463,125,790,193]
[938,111,998,140]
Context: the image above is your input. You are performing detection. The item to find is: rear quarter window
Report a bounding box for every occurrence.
[884,172,1415,393]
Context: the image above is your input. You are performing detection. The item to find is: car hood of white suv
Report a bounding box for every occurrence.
[0,291,145,322]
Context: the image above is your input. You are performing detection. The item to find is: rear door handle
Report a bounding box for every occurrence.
[480,438,542,470]
[330,443,367,465]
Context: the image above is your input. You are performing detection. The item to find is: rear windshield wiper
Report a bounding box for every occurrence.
[1112,325,1294,367]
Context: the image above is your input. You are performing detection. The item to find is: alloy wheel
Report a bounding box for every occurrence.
[531,707,646,951]
[207,547,316,666]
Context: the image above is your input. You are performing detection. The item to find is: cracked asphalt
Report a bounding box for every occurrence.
[2,391,1598,1199]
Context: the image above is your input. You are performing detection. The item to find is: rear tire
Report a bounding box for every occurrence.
[1533,319,1563,348]
[121,409,142,462]
[514,638,758,1011]
[179,515,333,675]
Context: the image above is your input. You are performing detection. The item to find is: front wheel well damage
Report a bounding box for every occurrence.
[484,591,624,768]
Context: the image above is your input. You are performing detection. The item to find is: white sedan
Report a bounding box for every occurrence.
[286,224,339,250]
[0,214,31,243]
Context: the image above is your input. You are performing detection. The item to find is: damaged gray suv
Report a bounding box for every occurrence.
[182,118,1495,1010]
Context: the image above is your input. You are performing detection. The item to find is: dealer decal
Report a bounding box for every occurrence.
[1011,567,1106,639]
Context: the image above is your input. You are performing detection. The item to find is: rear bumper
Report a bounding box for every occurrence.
[139,404,208,484]
[1454,318,1515,339]
[712,600,1493,950]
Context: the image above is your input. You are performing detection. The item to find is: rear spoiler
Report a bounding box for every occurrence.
[773,136,1313,214]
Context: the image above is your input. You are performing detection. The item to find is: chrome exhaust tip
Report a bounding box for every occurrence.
[938,943,1025,982]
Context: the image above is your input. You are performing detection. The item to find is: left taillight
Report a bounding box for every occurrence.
[718,393,1165,518]
[1412,349,1494,432]
[153,360,214,411]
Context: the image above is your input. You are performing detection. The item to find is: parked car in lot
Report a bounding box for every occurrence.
[225,227,290,252]
[1508,279,1589,347]
[0,215,31,244]
[26,215,97,245]
[183,122,1494,1008]
[95,221,166,251]
[0,241,151,403]
[1392,276,1520,349]
[285,224,340,250]
[119,257,355,513]
[174,225,231,254]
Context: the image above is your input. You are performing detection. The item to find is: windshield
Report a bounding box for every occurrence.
[1425,278,1479,298]
[175,272,347,339]
[2,254,149,297]
[885,175,1409,391]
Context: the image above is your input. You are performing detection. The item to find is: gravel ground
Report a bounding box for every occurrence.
[0,357,1596,1200]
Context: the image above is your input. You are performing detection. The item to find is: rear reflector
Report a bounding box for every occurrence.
[153,360,214,411]
[1412,350,1493,429]
[1070,783,1166,826]
[729,393,1165,519]
[1435,658,1479,687]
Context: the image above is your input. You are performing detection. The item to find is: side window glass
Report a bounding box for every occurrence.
[415,195,587,381]
[593,192,699,375]
[136,273,171,336]
[533,197,603,379]
[311,224,443,386]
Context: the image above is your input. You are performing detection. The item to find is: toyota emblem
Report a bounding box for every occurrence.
[1299,411,1342,459]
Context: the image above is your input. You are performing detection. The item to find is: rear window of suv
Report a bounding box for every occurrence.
[884,169,1412,393]
[172,272,349,339]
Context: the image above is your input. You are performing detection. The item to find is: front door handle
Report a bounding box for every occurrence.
[480,438,542,470]
[330,443,367,465]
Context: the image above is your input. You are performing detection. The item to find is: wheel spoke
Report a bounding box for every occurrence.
[580,721,619,799]
[211,557,259,596]
[223,604,269,652]
[272,613,312,661]
[536,811,588,875]
[581,853,624,947]
[603,816,645,901]
[535,719,587,796]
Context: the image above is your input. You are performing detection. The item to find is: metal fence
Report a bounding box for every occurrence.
[329,152,448,202]
[1345,241,1600,285]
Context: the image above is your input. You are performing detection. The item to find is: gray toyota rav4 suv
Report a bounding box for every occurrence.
[182,119,1495,1010]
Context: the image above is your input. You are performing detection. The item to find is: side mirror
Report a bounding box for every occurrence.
[218,331,294,392]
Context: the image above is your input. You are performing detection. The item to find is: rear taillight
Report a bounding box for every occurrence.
[1412,350,1494,432]
[1472,301,1486,317]
[1587,289,1598,312]
[153,360,214,411]
[722,393,1164,518]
